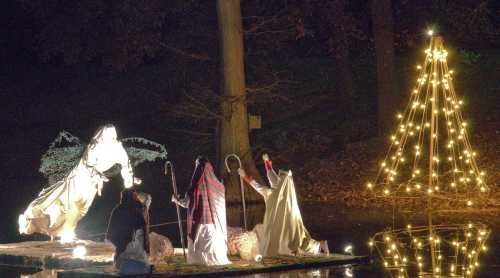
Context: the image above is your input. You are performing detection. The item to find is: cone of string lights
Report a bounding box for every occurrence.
[365,30,491,277]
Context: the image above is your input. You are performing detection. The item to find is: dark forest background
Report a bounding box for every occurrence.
[0,0,499,243]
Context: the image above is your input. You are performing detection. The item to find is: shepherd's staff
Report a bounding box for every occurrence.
[224,154,247,231]
[164,161,186,260]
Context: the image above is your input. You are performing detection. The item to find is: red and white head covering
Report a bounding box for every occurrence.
[187,157,227,241]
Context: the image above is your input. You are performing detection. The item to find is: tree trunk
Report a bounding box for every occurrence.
[330,0,355,118]
[216,0,262,211]
[371,0,396,134]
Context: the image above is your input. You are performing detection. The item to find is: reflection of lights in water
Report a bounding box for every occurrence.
[72,245,87,258]
[344,267,353,277]
[309,269,321,277]
[344,244,353,255]
[60,229,76,243]
[21,270,57,278]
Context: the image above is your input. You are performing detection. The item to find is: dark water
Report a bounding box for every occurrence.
[2,203,498,277]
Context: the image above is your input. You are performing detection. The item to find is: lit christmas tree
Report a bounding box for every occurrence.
[366,31,490,277]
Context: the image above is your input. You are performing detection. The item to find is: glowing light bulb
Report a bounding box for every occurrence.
[60,229,76,244]
[72,245,87,259]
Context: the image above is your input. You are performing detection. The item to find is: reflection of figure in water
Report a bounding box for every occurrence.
[238,153,329,256]
[172,156,231,265]
[107,188,152,275]
[249,268,329,278]
[19,125,135,239]
[20,269,57,278]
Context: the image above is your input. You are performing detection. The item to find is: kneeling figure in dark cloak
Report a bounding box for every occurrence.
[107,188,152,275]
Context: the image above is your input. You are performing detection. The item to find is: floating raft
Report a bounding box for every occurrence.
[0,241,368,277]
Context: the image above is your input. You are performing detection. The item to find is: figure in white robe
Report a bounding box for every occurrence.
[238,154,329,256]
[172,156,231,265]
[18,125,135,239]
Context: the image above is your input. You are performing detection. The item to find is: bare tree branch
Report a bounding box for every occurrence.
[182,91,223,119]
[169,129,213,137]
[159,42,213,62]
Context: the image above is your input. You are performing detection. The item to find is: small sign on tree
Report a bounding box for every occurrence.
[248,114,262,130]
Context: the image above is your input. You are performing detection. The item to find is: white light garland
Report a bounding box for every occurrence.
[366,32,491,278]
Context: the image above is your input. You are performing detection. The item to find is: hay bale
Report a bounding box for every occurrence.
[149,232,174,264]
[227,226,262,262]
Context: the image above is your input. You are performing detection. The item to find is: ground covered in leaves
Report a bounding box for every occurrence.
[291,119,500,211]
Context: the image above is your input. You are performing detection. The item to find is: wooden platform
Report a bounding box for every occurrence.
[0,241,369,277]
[0,240,114,269]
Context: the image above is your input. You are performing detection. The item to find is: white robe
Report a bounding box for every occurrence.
[187,224,231,265]
[247,167,321,256]
[115,228,151,275]
[19,125,134,238]
[175,196,231,265]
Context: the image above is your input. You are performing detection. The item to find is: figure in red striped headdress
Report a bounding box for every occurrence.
[172,156,231,265]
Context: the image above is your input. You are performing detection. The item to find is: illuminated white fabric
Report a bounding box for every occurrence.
[174,196,231,265]
[115,228,151,275]
[187,224,231,265]
[19,125,134,238]
[248,170,321,256]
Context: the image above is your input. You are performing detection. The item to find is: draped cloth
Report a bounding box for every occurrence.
[187,161,227,243]
[107,189,151,275]
[18,125,134,238]
[107,189,149,257]
[178,158,230,265]
[245,162,321,256]
[260,170,318,256]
